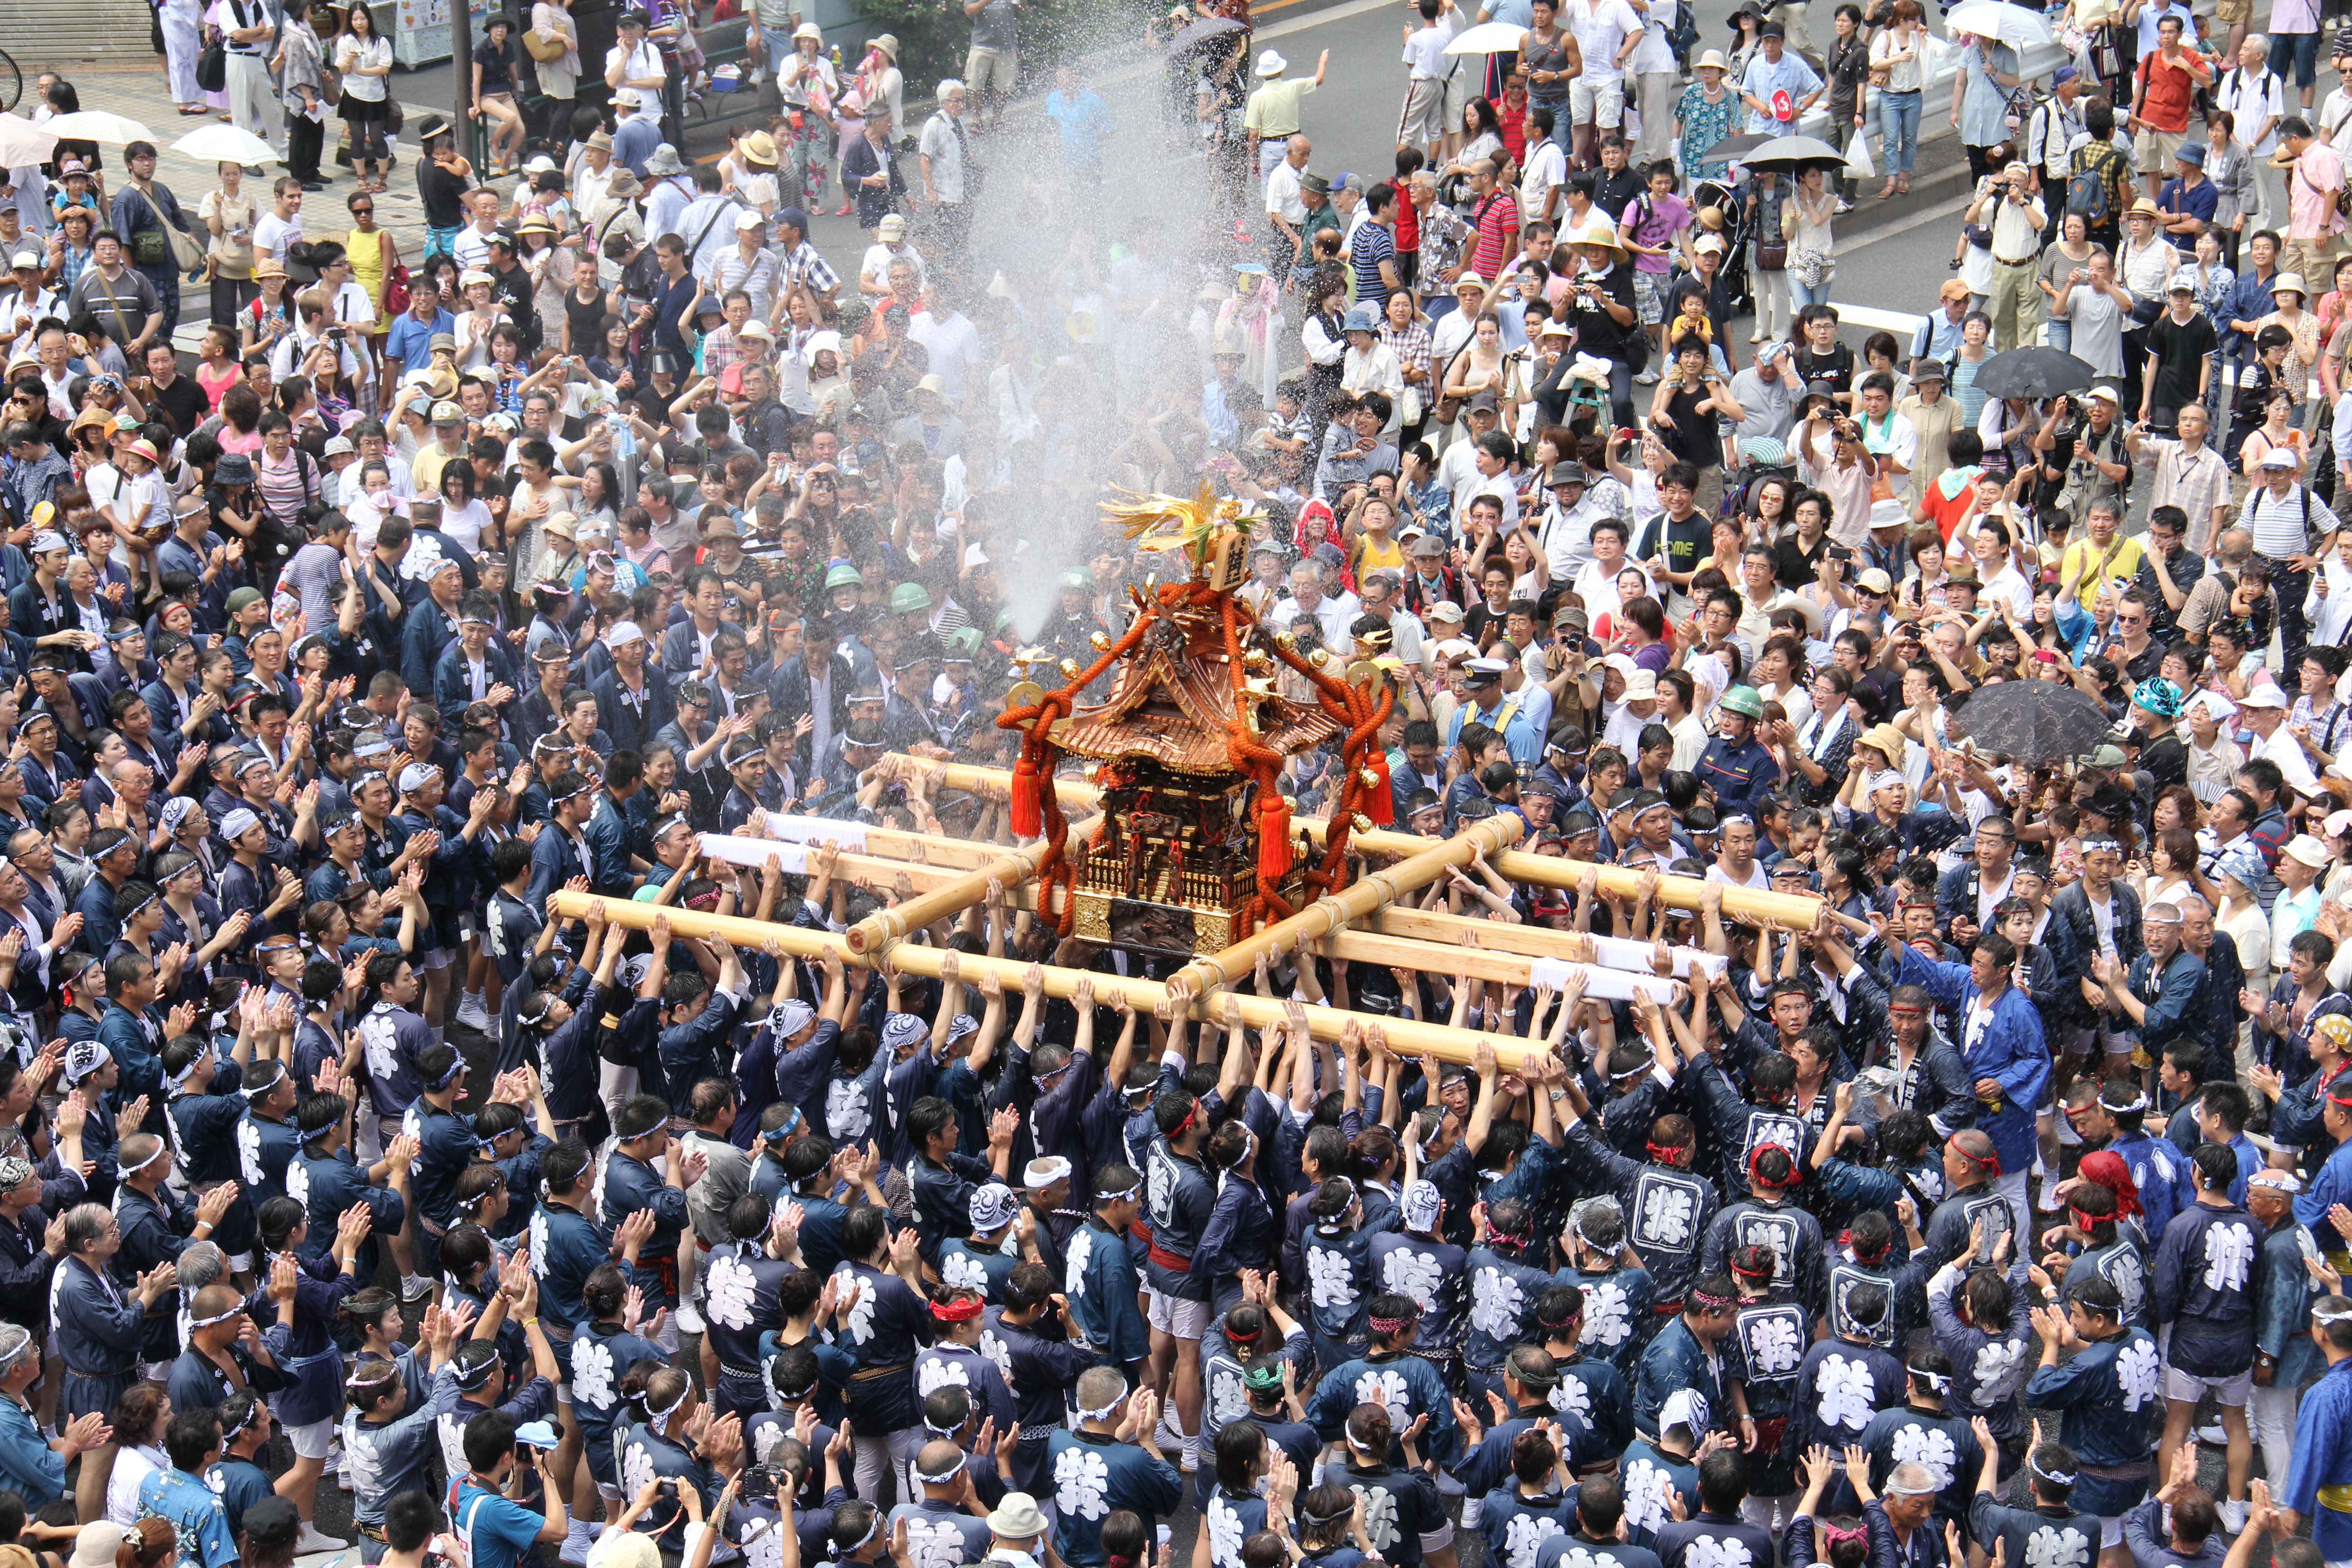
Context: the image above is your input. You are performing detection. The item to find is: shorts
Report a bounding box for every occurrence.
[2164,1364,2253,1405]
[1421,1526,1457,1556]
[1401,77,1448,144]
[1571,77,1627,129]
[2102,1518,2125,1550]
[964,44,1017,93]
[1146,1287,1213,1339]
[2134,125,2187,170]
[287,1415,336,1460]
[2217,0,2250,22]
[1634,267,1669,324]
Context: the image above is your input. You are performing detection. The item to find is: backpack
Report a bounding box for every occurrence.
[1665,0,1699,67]
[2066,143,2117,223]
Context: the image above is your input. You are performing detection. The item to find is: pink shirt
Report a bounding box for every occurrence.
[2289,140,2346,239]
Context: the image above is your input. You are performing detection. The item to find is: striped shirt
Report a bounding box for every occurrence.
[2238,480,2337,560]
[702,247,782,320]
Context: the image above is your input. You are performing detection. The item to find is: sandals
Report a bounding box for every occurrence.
[1878,179,1897,199]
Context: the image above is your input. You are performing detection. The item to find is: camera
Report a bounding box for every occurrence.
[1826,544,1852,562]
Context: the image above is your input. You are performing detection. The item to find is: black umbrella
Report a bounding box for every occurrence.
[1971,346,2099,400]
[1947,680,2114,764]
[1706,132,1779,163]
[1168,15,1245,51]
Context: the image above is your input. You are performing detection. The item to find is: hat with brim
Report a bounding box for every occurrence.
[987,1496,1049,1540]
[1255,48,1287,75]
[644,146,688,176]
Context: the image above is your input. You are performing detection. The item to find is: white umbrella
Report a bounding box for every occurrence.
[42,110,154,146]
[0,116,57,167]
[170,123,276,165]
[1443,19,1533,53]
[1945,2,2052,49]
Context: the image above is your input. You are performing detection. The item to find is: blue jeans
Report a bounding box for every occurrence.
[2271,28,2321,88]
[2048,317,2072,352]
[1880,89,1921,174]
[1792,272,1835,308]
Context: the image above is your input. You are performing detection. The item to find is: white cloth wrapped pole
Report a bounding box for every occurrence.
[725,814,870,853]
[1581,933,1729,980]
[696,833,810,873]
[1524,954,1684,1003]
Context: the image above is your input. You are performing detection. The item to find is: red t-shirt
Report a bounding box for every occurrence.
[2136,49,2202,134]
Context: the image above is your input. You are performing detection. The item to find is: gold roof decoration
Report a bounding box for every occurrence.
[1057,632,1341,774]
[1102,480,1260,587]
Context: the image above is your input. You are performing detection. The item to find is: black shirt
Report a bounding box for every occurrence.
[2147,311,2218,411]
[143,372,207,437]
[563,285,606,357]
[1567,263,1640,360]
[1637,509,1715,582]
[1793,342,1856,397]
[418,159,472,230]
[474,36,518,96]
[1657,380,1717,468]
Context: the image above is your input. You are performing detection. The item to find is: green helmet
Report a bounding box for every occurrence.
[995,607,1020,632]
[1717,686,1766,720]
[889,582,933,613]
[943,627,983,661]
[825,564,864,591]
[1060,568,1093,591]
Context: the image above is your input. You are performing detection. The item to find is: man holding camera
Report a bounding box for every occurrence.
[1985,161,2050,351]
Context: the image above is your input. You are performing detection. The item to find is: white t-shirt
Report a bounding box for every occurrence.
[859,241,925,294]
[1520,139,1566,223]
[251,210,301,265]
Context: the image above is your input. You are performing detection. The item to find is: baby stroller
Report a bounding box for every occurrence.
[1691,176,1754,319]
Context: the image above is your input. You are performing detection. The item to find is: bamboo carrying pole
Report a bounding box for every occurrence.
[909,759,1825,931]
[541,890,1545,1066]
[1170,814,1524,993]
[842,820,1104,954]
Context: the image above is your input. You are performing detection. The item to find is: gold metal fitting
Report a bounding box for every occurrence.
[1082,764,1101,783]
[1089,631,1111,651]
[1273,631,1296,651]
[1309,649,1332,668]
[1358,768,1380,789]
[1242,648,1274,673]
[1059,658,1082,680]
[1352,813,1374,833]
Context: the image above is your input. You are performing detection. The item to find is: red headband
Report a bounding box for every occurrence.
[2069,1206,2107,1236]
[1646,1141,1687,1165]
[1225,1321,1262,1343]
[1730,1256,1775,1280]
[1689,1288,1737,1310]
[1947,1137,2001,1174]
[1822,1524,1868,1551]
[1368,1313,1414,1335]
[930,1296,984,1323]
[1841,1228,1891,1263]
[1748,1144,1801,1189]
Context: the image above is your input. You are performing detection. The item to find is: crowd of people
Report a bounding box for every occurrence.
[2,5,2352,1568]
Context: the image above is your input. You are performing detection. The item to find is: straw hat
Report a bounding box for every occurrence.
[741,129,779,166]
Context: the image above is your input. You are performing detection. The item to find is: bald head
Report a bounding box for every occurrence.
[916,1440,964,1485]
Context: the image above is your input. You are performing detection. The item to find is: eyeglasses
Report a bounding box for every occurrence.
[350,204,374,216]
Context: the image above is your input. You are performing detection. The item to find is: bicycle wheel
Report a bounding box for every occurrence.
[0,50,22,115]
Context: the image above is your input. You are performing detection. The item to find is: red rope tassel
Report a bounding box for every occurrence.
[1257,772,1292,881]
[1363,752,1395,824]
[1009,746,1042,838]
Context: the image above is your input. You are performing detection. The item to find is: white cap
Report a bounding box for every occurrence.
[2327,808,2352,838]
[2287,833,2334,868]
[734,208,766,230]
[2241,684,2288,709]
[1431,637,1477,660]
[1623,669,1658,699]
[607,621,647,647]
[2261,446,2303,469]
[2189,690,2238,722]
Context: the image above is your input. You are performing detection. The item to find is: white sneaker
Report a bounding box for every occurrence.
[401,1274,433,1303]
[455,993,491,1031]
[1750,328,1767,343]
[2038,1178,2061,1212]
[295,1524,350,1554]
[2198,1422,2230,1445]
[675,1301,705,1336]
[2220,1499,2249,1534]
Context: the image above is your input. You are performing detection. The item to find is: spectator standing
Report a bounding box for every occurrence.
[962,0,1019,131]
[1245,49,1327,183]
[2278,116,2347,294]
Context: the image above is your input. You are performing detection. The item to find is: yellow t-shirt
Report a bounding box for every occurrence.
[2060,534,2146,612]
[1355,533,1407,575]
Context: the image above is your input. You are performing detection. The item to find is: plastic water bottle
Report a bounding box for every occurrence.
[830,43,843,71]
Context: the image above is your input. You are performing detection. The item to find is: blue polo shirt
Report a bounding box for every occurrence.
[450,1477,548,1568]
[383,307,457,375]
